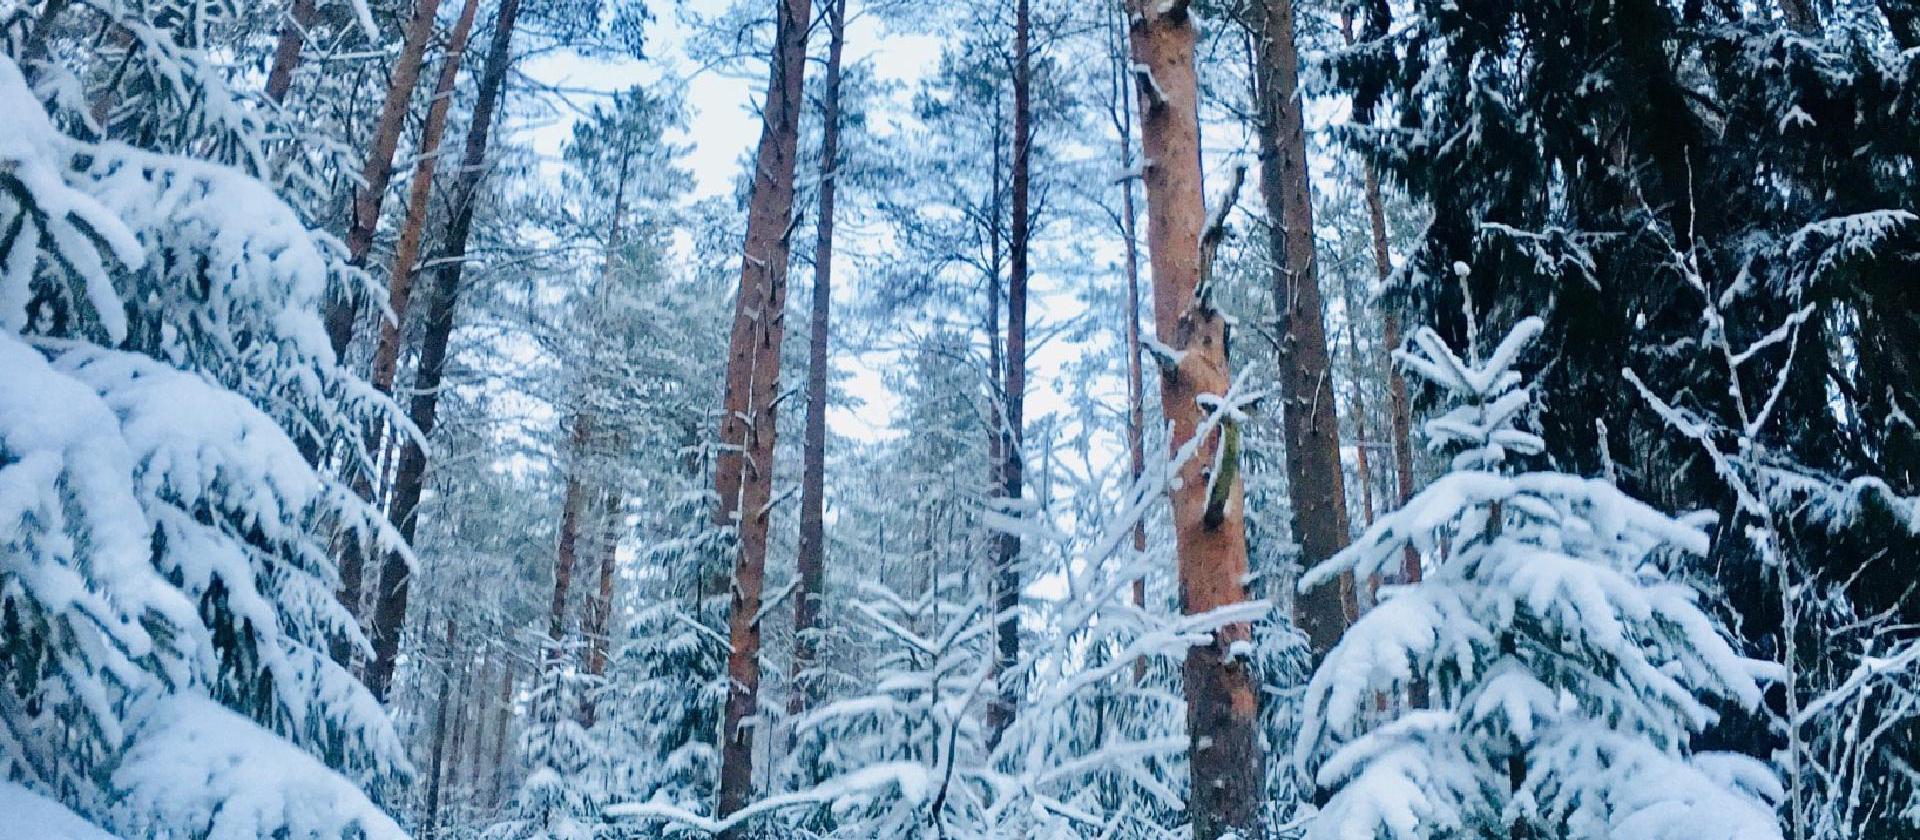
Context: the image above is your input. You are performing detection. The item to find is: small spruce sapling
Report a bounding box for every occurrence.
[1294,277,1783,840]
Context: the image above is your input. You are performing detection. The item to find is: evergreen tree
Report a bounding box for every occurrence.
[1297,302,1780,840]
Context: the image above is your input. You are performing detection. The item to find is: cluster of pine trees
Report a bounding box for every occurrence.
[1,0,1915,838]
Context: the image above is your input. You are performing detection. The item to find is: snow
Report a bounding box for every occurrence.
[0,782,121,840]
[110,695,406,840]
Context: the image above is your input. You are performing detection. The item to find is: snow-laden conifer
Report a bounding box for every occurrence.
[1297,297,1782,840]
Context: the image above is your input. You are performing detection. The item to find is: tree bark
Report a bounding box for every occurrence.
[715,0,812,829]
[326,0,444,359]
[581,490,620,726]
[264,0,318,105]
[789,0,846,726]
[548,414,592,647]
[1127,4,1264,837]
[365,0,524,701]
[421,621,457,839]
[369,0,479,395]
[487,657,517,806]
[987,0,1032,752]
[1248,0,1355,658]
[328,0,454,655]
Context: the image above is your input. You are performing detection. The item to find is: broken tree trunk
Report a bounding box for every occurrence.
[1127,3,1265,837]
[714,0,812,829]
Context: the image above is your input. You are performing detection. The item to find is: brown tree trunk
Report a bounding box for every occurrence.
[326,0,444,359]
[581,491,619,726]
[1127,4,1264,837]
[1247,0,1354,658]
[265,0,319,105]
[369,0,479,395]
[328,0,455,655]
[987,0,1032,752]
[365,0,524,701]
[715,0,811,829]
[441,648,474,826]
[789,0,846,727]
[549,415,592,647]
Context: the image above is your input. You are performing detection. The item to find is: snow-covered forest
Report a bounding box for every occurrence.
[2,0,1916,837]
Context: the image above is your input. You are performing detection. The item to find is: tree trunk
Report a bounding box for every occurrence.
[326,0,444,359]
[1109,1,1150,684]
[790,0,846,727]
[1248,0,1354,658]
[441,648,474,826]
[715,0,812,829]
[549,414,591,647]
[988,0,1032,752]
[264,0,319,105]
[421,622,458,838]
[581,491,619,724]
[1127,4,1264,837]
[487,657,517,806]
[328,0,454,658]
[369,0,480,395]
[365,0,524,701]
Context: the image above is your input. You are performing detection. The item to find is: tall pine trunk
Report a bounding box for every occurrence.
[790,0,846,725]
[988,0,1032,751]
[327,0,443,358]
[1127,4,1264,837]
[366,0,524,701]
[1248,0,1354,657]
[1106,0,1149,682]
[331,0,463,667]
[369,0,479,395]
[548,414,591,647]
[715,0,811,827]
[581,489,620,726]
[264,0,318,105]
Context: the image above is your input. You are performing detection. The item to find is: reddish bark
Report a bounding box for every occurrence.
[715,0,812,828]
[1127,3,1264,837]
[327,0,443,358]
[369,0,480,395]
[365,0,524,701]
[790,0,847,725]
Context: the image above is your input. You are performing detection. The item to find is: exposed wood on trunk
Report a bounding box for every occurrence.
[365,0,524,701]
[790,0,847,726]
[264,0,319,105]
[581,490,620,725]
[987,0,1032,752]
[326,0,444,359]
[1127,4,1264,837]
[1248,0,1355,658]
[369,0,480,395]
[715,0,812,828]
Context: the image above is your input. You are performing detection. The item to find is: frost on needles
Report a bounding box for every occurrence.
[1294,289,1784,840]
